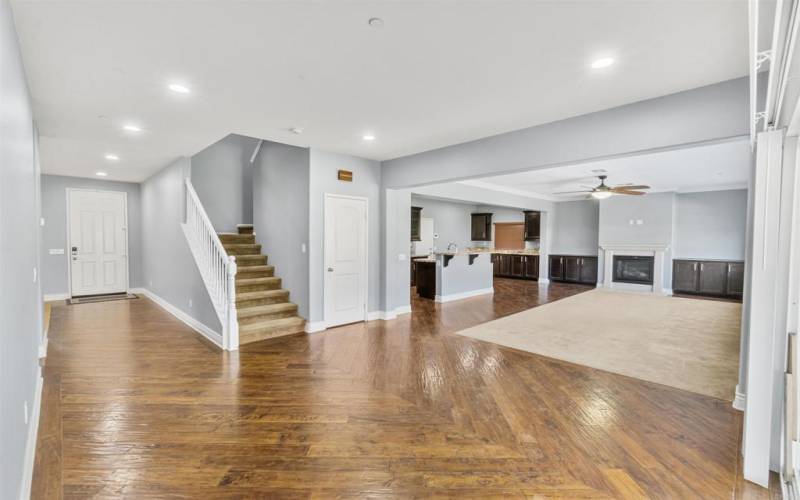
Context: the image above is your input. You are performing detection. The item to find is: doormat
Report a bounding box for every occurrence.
[68,293,138,305]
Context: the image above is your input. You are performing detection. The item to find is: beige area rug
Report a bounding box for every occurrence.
[456,289,741,400]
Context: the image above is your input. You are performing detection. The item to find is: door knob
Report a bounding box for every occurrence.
[327,267,334,272]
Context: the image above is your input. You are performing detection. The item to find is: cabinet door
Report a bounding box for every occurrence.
[492,254,500,276]
[579,257,598,284]
[510,255,525,278]
[698,261,728,296]
[523,256,538,280]
[500,254,512,276]
[411,260,416,286]
[726,262,745,297]
[672,260,699,293]
[564,256,581,282]
[471,213,492,241]
[549,256,564,281]
[523,211,540,241]
[410,207,422,242]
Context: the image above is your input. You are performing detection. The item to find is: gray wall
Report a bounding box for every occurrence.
[40,175,143,296]
[551,200,599,255]
[309,149,382,321]
[674,189,748,260]
[191,134,258,233]
[1,0,42,497]
[252,142,310,318]
[382,77,749,188]
[141,157,221,333]
[410,196,477,251]
[598,192,676,288]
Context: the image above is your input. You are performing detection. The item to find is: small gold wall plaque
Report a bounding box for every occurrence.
[337,170,353,182]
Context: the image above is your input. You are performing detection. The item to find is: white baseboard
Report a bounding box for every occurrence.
[435,287,494,303]
[733,384,746,411]
[662,288,673,296]
[538,278,550,284]
[137,288,223,349]
[305,321,326,333]
[43,293,69,302]
[19,367,43,500]
[38,336,48,359]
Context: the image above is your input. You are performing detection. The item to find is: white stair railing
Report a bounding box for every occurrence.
[181,178,239,350]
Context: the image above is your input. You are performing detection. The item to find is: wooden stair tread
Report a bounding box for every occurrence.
[236,277,280,285]
[239,316,305,332]
[236,289,289,300]
[236,264,274,274]
[237,303,298,319]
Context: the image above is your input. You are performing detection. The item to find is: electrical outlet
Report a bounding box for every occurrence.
[301,243,306,253]
[32,267,37,283]
[24,401,29,424]
[188,299,193,308]
[636,219,643,225]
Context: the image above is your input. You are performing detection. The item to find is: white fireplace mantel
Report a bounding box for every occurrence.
[598,244,670,295]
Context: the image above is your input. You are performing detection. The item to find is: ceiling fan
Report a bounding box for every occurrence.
[555,175,650,199]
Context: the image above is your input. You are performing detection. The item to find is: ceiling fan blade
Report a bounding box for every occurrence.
[553,190,593,195]
[611,188,646,195]
[612,184,650,190]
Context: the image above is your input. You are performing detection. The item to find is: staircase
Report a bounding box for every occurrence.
[219,224,306,345]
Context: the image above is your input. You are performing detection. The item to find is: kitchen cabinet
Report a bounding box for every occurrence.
[471,213,493,241]
[410,206,422,242]
[549,255,598,284]
[415,261,436,299]
[492,254,539,280]
[523,211,540,241]
[523,255,539,279]
[726,262,745,298]
[672,259,744,299]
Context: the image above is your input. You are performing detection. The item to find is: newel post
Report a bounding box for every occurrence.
[226,255,239,351]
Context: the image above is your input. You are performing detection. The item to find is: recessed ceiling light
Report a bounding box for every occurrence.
[96,171,108,177]
[289,127,304,135]
[122,124,142,132]
[591,57,615,69]
[363,134,376,141]
[105,154,119,161]
[168,83,190,94]
[368,17,384,28]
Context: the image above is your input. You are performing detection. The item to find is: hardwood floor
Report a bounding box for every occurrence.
[33,279,776,498]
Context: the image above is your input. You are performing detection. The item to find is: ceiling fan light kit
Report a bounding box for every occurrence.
[554,175,651,199]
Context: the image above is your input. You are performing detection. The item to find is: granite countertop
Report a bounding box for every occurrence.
[434,248,539,256]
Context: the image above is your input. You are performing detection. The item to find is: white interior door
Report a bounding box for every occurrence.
[324,194,367,327]
[69,189,128,297]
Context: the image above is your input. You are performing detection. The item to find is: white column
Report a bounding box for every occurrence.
[743,129,789,486]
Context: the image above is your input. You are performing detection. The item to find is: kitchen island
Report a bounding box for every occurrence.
[414,250,495,302]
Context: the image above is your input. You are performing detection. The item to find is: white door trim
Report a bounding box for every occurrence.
[65,188,130,298]
[323,193,369,327]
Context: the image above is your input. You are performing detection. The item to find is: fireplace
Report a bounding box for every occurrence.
[613,255,654,285]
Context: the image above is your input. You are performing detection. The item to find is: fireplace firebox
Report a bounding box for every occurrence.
[613,255,654,285]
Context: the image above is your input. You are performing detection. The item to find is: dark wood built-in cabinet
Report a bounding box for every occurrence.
[415,260,436,299]
[492,254,538,280]
[549,255,598,284]
[672,259,744,299]
[471,213,493,241]
[410,206,423,242]
[523,211,541,241]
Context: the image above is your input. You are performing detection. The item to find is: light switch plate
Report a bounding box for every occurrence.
[398,253,407,261]
[49,248,64,255]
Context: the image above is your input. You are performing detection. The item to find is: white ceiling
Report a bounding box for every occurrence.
[11,1,748,182]
[457,138,752,201]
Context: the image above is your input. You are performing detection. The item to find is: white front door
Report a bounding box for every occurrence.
[324,194,367,327]
[68,189,128,297]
